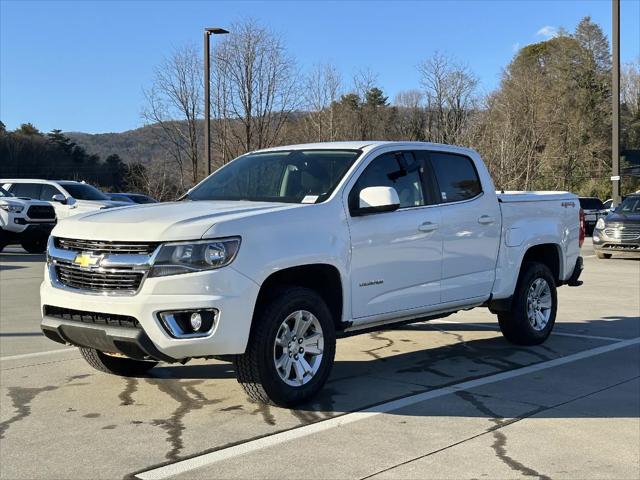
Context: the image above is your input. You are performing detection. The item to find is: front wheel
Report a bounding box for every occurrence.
[596,251,612,259]
[79,347,157,376]
[234,287,336,407]
[498,261,557,345]
[21,236,48,254]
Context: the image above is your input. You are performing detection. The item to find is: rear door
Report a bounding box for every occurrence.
[427,151,501,303]
[346,150,443,320]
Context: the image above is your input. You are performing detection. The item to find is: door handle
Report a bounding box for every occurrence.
[419,221,439,232]
[478,215,495,225]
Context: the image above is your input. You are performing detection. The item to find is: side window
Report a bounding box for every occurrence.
[429,152,482,203]
[10,183,42,199]
[351,152,426,210]
[40,185,61,201]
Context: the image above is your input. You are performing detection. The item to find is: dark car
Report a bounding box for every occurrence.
[592,193,640,259]
[107,193,158,204]
[578,197,606,234]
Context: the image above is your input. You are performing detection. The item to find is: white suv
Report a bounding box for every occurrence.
[1,179,130,219]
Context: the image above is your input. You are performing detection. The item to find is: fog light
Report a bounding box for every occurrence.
[190,312,202,331]
[158,309,218,338]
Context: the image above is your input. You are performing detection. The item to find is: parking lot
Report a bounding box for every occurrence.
[0,239,638,480]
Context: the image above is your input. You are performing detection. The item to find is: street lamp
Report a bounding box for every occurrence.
[204,27,229,176]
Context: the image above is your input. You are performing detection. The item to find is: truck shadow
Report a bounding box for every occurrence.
[151,315,639,419]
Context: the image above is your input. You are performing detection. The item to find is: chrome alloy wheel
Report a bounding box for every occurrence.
[526,278,552,331]
[273,310,324,387]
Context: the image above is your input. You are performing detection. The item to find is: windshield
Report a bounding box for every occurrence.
[0,187,13,198]
[615,196,640,214]
[61,183,109,201]
[187,150,361,203]
[579,198,604,210]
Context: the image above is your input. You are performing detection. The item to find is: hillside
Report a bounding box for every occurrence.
[66,124,173,166]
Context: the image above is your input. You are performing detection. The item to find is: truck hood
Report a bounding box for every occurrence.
[52,200,302,241]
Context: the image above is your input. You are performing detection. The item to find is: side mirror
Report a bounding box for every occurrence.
[352,186,400,216]
[51,194,68,205]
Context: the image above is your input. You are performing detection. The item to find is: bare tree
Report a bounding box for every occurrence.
[418,52,478,144]
[212,19,299,158]
[142,45,202,187]
[393,90,425,140]
[303,63,342,141]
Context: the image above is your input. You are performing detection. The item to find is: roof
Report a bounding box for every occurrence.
[0,178,83,185]
[254,141,476,155]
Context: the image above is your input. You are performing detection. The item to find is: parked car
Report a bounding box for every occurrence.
[0,186,56,253]
[578,197,607,234]
[592,193,640,259]
[1,179,130,219]
[107,192,158,204]
[603,198,613,210]
[40,141,583,406]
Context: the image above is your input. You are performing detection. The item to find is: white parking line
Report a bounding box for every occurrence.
[0,348,76,361]
[430,319,624,342]
[136,336,640,480]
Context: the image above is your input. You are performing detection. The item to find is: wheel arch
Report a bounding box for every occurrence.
[253,263,346,333]
[520,243,563,285]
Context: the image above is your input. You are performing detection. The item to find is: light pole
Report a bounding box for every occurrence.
[612,0,620,204]
[204,27,229,176]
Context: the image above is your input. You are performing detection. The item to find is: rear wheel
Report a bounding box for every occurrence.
[79,347,157,376]
[596,251,612,259]
[498,261,557,345]
[234,287,336,407]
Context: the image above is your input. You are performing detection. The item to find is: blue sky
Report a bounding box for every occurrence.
[1,0,639,134]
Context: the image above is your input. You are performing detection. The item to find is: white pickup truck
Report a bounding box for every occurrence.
[40,141,584,406]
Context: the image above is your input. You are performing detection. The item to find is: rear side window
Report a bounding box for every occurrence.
[10,183,42,199]
[430,153,482,203]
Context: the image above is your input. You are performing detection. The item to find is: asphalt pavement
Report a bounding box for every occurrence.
[0,239,638,480]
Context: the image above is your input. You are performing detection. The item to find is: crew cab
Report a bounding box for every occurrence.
[1,179,129,219]
[0,186,56,253]
[40,142,584,406]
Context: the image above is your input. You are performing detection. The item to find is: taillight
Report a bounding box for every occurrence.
[579,208,585,248]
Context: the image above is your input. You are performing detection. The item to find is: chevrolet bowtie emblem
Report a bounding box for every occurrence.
[73,252,101,268]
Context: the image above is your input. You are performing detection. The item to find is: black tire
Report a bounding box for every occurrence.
[0,228,9,253]
[498,261,557,345]
[234,286,336,407]
[20,236,48,254]
[596,251,612,259]
[79,347,157,376]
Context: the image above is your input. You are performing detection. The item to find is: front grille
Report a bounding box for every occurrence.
[55,262,145,293]
[27,205,55,219]
[43,305,140,329]
[54,237,159,255]
[604,224,640,241]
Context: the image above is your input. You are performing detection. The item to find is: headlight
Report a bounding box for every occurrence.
[595,218,605,230]
[149,237,241,277]
[0,204,24,213]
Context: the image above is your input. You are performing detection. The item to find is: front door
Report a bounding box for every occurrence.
[347,151,443,320]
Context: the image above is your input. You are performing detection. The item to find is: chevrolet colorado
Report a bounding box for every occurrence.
[40,141,584,406]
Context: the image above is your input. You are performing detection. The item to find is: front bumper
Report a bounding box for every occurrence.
[40,266,260,359]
